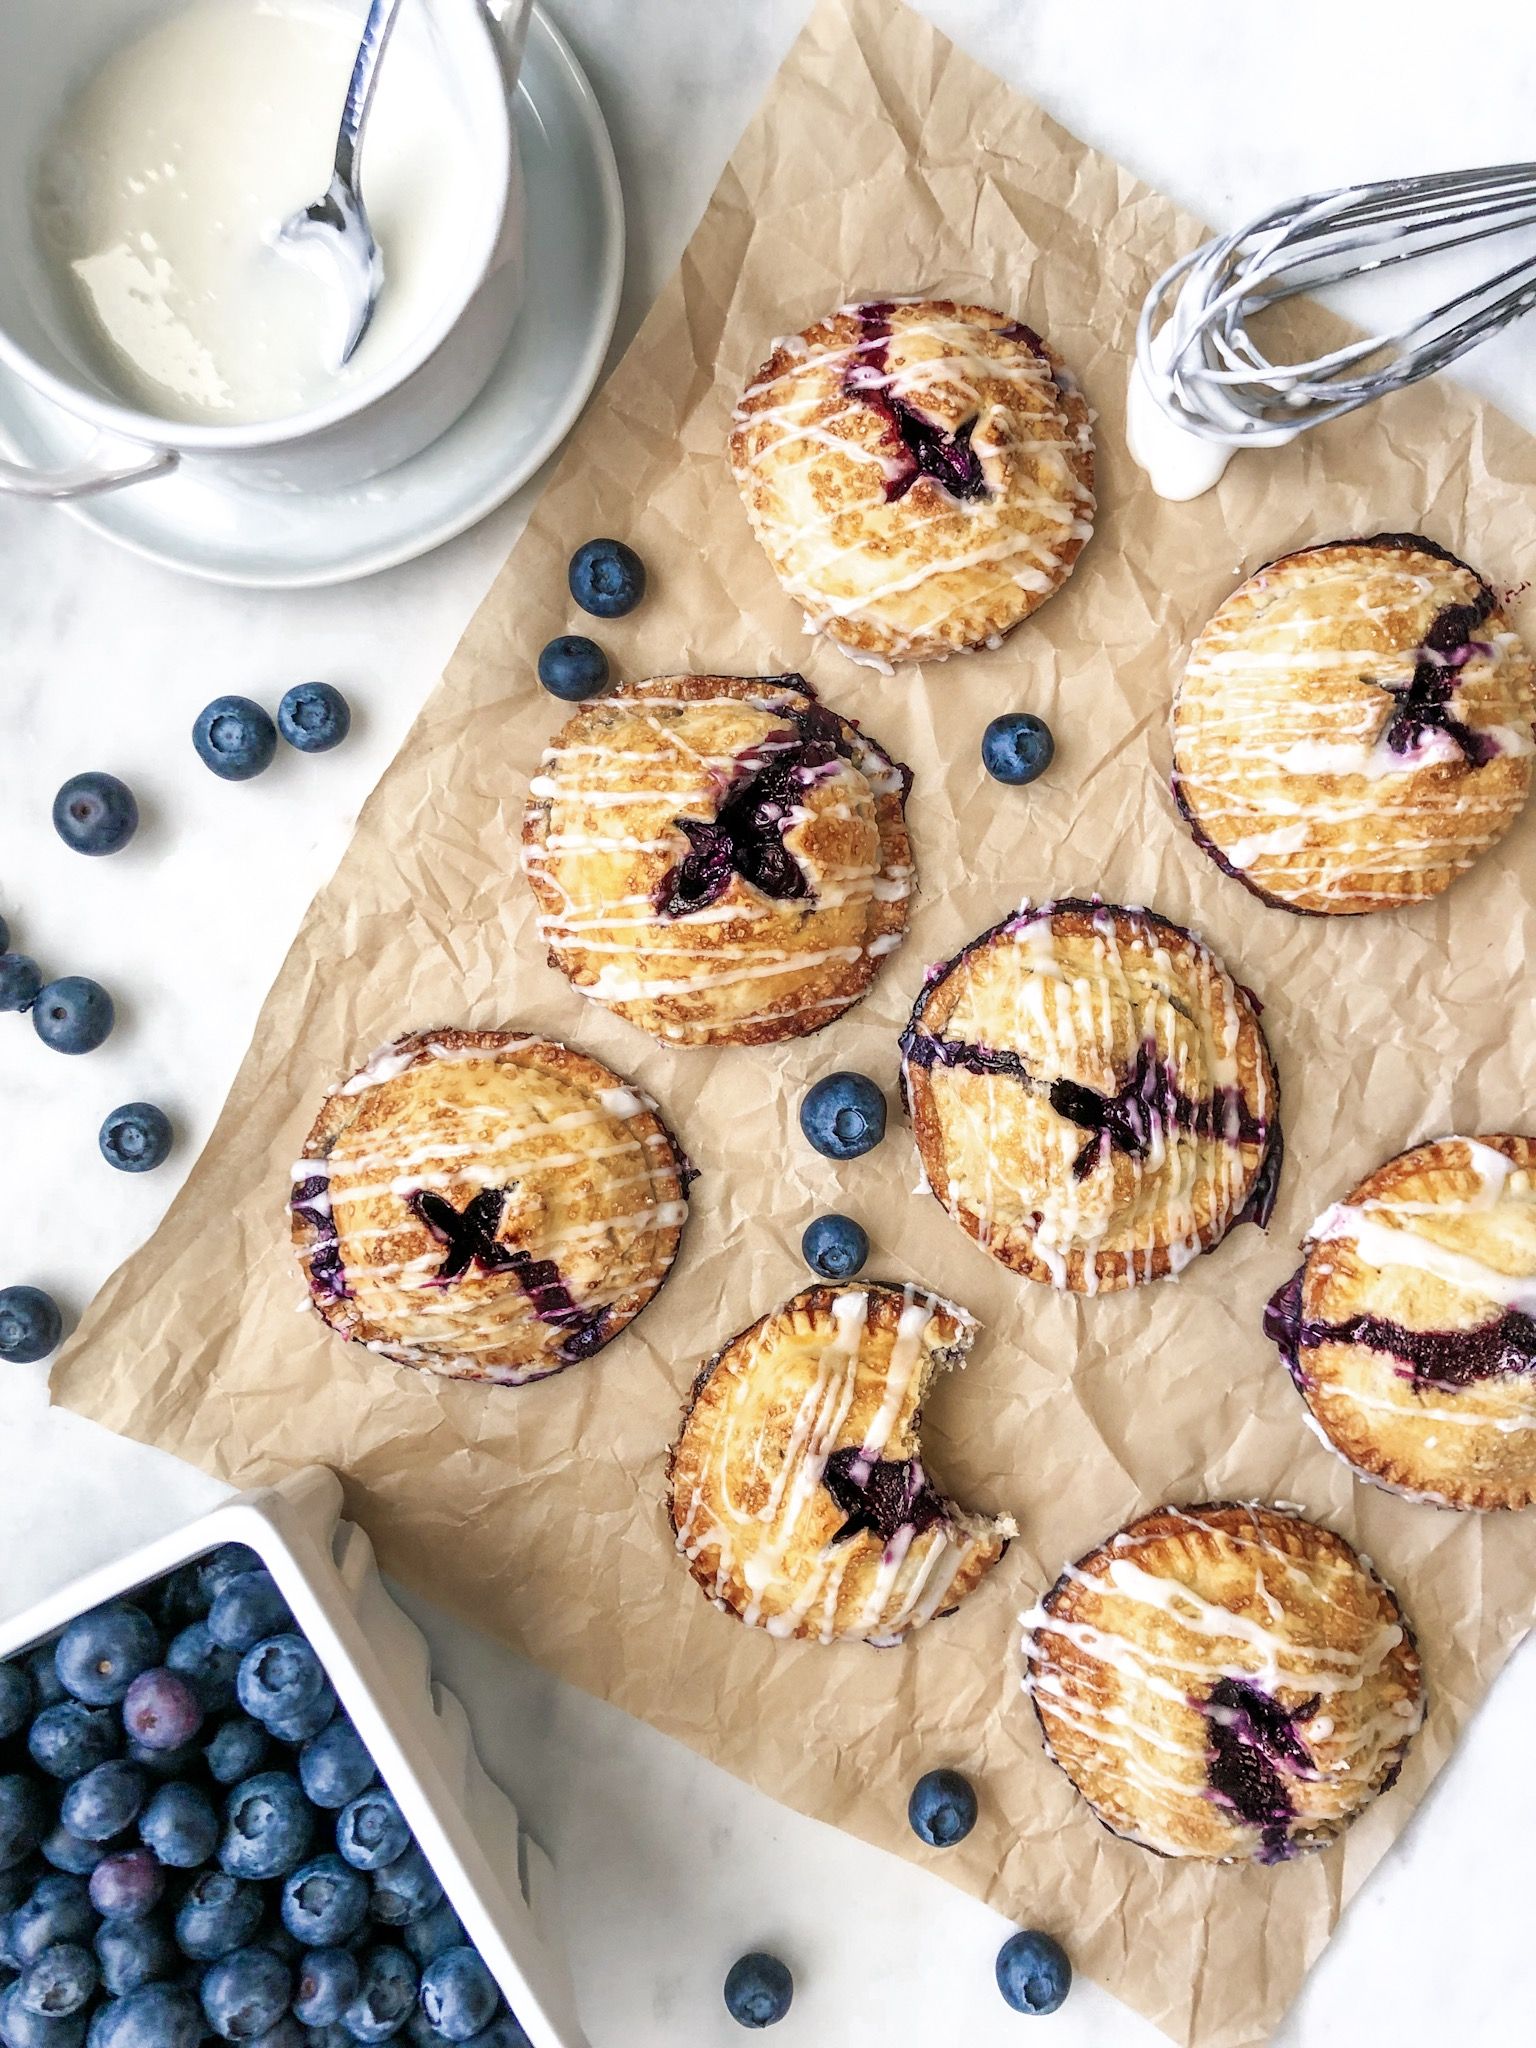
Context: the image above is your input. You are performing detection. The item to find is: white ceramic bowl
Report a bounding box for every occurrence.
[0,1465,589,2048]
[0,0,525,496]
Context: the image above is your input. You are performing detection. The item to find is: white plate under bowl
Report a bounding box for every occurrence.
[0,4,623,589]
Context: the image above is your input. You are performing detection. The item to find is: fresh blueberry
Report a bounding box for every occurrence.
[124,1739,201,1783]
[206,1721,269,1790]
[981,712,1055,786]
[6,1880,94,1964]
[292,1952,358,2029]
[98,1108,173,1178]
[0,1984,86,2048]
[333,1796,406,1878]
[535,638,608,702]
[417,1951,495,2045]
[798,1072,887,1160]
[906,1768,978,1848]
[341,1948,416,2045]
[138,1784,217,1870]
[280,1860,367,1950]
[397,1904,461,1970]
[25,1652,66,1713]
[567,538,645,619]
[192,700,277,783]
[123,1671,203,1754]
[0,1667,31,1744]
[296,1723,371,1813]
[0,959,41,1015]
[722,1953,793,2029]
[800,1214,869,1281]
[88,1985,203,2048]
[994,1929,1072,2016]
[245,2022,303,2048]
[28,1705,119,1781]
[457,2018,530,2048]
[0,1783,49,1874]
[260,1684,336,1749]
[17,1945,97,2018]
[208,1578,291,1659]
[198,1551,262,1610]
[200,1948,291,2043]
[56,1608,159,1709]
[31,980,114,1057]
[0,1290,63,1366]
[62,1765,147,1844]
[236,1641,324,1730]
[37,1835,105,1882]
[165,1625,241,1715]
[88,1852,163,1924]
[95,1921,178,1998]
[51,776,139,858]
[365,1849,439,1930]
[219,1775,313,1882]
[277,686,350,756]
[147,1567,209,1638]
[174,1873,263,1964]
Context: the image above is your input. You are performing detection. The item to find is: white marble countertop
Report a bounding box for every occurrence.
[3,2,1535,2042]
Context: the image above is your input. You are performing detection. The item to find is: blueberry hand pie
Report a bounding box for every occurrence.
[667,1282,1014,1646]
[900,900,1280,1293]
[1023,1503,1424,1863]
[730,300,1094,668]
[1266,1134,1536,1510]
[292,1029,691,1385]
[522,673,913,1047]
[1172,534,1535,914]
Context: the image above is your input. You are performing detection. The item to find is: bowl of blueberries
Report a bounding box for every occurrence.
[0,1470,587,2048]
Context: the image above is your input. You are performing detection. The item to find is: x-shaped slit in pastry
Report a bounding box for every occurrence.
[1370,585,1500,767]
[409,1186,613,1359]
[821,1446,947,1546]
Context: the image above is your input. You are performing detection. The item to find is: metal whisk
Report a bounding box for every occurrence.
[1137,160,1536,446]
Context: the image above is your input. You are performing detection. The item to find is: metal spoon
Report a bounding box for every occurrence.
[277,0,406,366]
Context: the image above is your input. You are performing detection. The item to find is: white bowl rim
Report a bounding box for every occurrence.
[0,0,515,451]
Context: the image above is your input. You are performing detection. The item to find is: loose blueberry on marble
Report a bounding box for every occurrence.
[28,1704,120,1781]
[208,1579,291,1660]
[291,1950,357,2029]
[722,1953,793,2030]
[0,955,42,1014]
[192,700,278,783]
[99,1108,173,1177]
[296,1721,371,1812]
[17,1946,98,2019]
[0,1288,64,1366]
[365,1844,442,1927]
[199,1947,291,2043]
[88,1851,163,1923]
[536,635,609,702]
[341,1948,417,2045]
[799,1072,887,1160]
[218,1775,313,1882]
[567,538,645,618]
[57,1609,160,1709]
[51,776,139,859]
[174,1874,263,1964]
[139,1784,218,1870]
[801,1214,869,1281]
[95,1921,178,1999]
[165,1626,241,1716]
[206,1722,269,1789]
[995,1929,1072,2016]
[906,1768,978,1848]
[334,1793,407,1876]
[87,1985,202,2048]
[418,1949,496,2043]
[31,979,114,1057]
[981,712,1055,786]
[123,1673,202,1755]
[276,685,350,756]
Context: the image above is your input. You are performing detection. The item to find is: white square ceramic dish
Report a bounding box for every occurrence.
[0,1465,588,2048]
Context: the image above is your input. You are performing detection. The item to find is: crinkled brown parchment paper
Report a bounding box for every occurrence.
[52,1,1536,2040]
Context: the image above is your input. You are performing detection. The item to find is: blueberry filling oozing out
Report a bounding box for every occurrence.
[652,698,857,920]
[845,304,990,503]
[292,1174,350,1304]
[407,1188,610,1363]
[821,1447,947,1547]
[1264,1262,1536,1393]
[1202,1676,1319,1861]
[901,1025,1280,1225]
[1377,581,1501,768]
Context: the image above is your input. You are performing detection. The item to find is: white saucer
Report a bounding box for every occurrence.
[0,5,623,589]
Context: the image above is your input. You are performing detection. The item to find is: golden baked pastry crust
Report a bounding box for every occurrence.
[1023,1503,1424,1863]
[522,673,913,1048]
[729,299,1094,667]
[1172,534,1536,915]
[292,1028,691,1386]
[900,900,1280,1293]
[666,1282,1015,1646]
[1266,1134,1536,1510]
